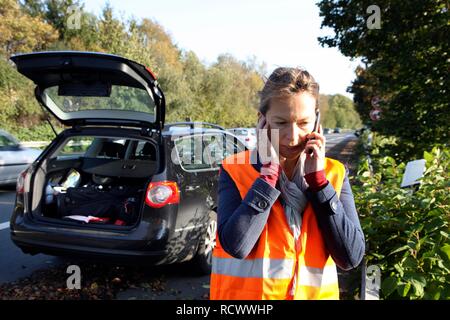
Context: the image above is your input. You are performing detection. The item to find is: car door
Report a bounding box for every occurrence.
[202,132,246,207]
[171,134,214,235]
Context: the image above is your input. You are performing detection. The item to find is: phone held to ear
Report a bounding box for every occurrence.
[307,110,321,155]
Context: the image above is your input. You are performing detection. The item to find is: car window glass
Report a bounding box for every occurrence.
[53,136,154,160]
[56,137,95,157]
[131,141,156,161]
[223,133,245,158]
[174,135,212,171]
[202,134,226,168]
[200,133,246,168]
[0,133,19,148]
[43,85,156,115]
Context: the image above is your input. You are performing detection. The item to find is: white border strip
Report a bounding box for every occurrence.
[0,221,10,231]
[174,224,204,233]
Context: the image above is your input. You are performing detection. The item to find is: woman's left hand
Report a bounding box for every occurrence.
[304,125,326,175]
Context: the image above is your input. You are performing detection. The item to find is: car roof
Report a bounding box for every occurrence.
[162,127,228,137]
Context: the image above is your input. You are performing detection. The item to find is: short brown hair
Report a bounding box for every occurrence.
[259,67,320,115]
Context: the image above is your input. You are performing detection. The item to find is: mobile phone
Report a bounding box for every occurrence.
[307,110,320,154]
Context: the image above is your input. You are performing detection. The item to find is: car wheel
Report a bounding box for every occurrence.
[190,210,217,275]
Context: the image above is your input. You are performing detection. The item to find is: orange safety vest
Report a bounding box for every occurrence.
[210,150,345,300]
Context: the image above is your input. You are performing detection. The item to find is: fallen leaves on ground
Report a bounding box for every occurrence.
[0,260,191,300]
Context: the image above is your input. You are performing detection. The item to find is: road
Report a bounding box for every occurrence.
[0,188,66,284]
[324,132,355,150]
[0,132,357,299]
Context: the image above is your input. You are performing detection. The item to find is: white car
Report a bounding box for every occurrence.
[227,128,257,150]
[0,129,42,186]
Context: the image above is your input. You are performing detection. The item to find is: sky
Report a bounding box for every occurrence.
[82,0,361,98]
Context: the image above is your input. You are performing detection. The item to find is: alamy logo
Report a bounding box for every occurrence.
[66,265,81,289]
[67,5,82,30]
[366,5,381,29]
[365,264,381,299]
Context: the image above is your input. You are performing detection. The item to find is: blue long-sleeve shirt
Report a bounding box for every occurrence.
[217,155,365,271]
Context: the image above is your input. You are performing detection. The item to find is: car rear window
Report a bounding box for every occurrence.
[53,136,156,161]
[57,137,94,157]
[43,85,156,115]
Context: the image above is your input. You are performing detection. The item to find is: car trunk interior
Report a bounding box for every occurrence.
[30,133,159,228]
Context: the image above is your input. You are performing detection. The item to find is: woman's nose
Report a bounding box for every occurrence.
[284,123,303,146]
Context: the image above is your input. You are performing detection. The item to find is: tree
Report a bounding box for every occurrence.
[197,54,264,127]
[317,0,449,159]
[44,0,83,40]
[19,0,45,17]
[0,1,267,139]
[0,0,58,57]
[320,94,362,129]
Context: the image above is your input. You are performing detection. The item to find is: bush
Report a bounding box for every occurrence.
[10,123,62,142]
[352,138,450,299]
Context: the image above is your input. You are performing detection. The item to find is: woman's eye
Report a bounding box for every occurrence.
[275,122,286,125]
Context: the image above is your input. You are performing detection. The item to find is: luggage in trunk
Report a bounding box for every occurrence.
[38,135,157,227]
[56,185,142,225]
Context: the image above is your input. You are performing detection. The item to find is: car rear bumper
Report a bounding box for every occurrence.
[11,235,168,264]
[10,214,171,264]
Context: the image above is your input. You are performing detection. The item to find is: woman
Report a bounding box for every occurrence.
[210,67,365,300]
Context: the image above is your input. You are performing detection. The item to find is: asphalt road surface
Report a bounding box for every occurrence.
[0,132,357,299]
[325,132,355,150]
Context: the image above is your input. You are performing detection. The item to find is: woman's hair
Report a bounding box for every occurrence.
[258,67,320,115]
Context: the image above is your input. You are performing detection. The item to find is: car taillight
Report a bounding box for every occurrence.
[16,169,29,194]
[145,181,179,208]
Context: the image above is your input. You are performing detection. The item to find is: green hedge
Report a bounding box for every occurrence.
[5,123,62,143]
[352,133,450,299]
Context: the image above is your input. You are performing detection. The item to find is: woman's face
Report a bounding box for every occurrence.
[264,92,317,160]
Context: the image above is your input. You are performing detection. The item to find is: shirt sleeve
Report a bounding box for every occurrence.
[217,167,281,259]
[304,167,366,270]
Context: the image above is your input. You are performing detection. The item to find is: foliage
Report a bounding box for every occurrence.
[352,132,450,299]
[321,94,362,129]
[0,0,58,56]
[0,58,44,129]
[1,1,361,141]
[317,0,449,161]
[13,123,61,141]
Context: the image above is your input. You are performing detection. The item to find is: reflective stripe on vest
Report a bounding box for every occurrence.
[212,257,337,287]
[212,257,294,279]
[298,265,338,287]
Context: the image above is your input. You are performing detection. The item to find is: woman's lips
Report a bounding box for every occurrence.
[281,144,303,154]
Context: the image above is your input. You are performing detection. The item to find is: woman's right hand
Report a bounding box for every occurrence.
[256,114,279,165]
[257,115,281,185]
